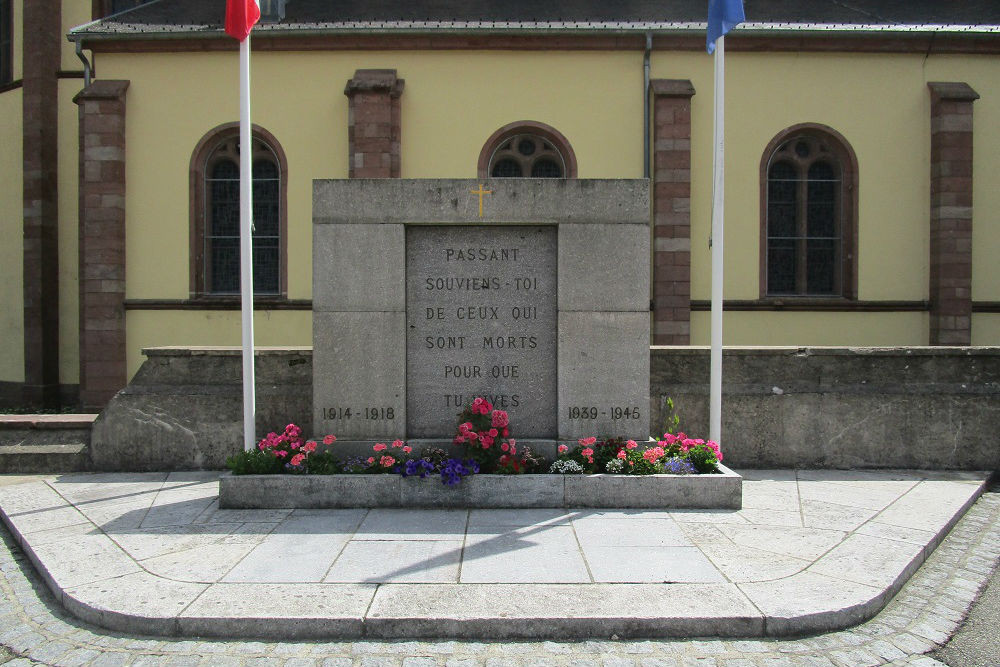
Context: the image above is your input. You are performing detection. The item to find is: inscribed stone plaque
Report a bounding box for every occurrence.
[406,226,557,437]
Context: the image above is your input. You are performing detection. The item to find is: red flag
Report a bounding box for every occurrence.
[225,0,260,42]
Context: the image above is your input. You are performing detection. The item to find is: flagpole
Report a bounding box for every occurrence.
[239,34,256,451]
[709,35,725,444]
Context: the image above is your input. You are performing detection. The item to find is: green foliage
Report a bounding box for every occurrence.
[304,450,342,475]
[226,449,285,475]
[662,397,681,435]
[686,444,720,474]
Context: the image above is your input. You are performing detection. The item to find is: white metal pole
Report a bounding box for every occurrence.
[239,35,256,452]
[709,35,725,444]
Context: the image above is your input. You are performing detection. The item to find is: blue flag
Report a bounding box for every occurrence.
[707,0,745,53]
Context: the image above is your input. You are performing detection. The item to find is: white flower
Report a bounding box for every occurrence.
[549,460,584,474]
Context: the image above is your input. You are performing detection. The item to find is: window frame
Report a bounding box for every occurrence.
[189,123,288,300]
[477,120,577,179]
[759,123,859,301]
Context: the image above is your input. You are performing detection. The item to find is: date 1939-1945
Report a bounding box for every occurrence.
[322,407,395,421]
[567,406,641,420]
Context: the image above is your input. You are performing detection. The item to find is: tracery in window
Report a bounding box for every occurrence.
[190,124,287,298]
[478,121,577,179]
[0,0,11,85]
[761,125,857,299]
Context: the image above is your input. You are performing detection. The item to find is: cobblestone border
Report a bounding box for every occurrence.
[0,489,997,667]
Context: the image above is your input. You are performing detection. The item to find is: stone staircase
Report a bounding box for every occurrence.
[0,415,96,473]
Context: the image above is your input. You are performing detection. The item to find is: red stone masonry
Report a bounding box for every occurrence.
[74,80,130,410]
[344,69,404,178]
[651,79,695,345]
[21,0,62,407]
[928,82,979,346]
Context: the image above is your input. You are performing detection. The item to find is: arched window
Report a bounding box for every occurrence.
[761,124,858,299]
[478,121,577,179]
[190,123,287,298]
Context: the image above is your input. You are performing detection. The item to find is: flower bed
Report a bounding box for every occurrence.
[222,397,741,509]
[218,465,742,510]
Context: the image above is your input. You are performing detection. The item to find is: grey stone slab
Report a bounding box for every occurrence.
[796,480,914,511]
[108,523,247,561]
[564,470,741,509]
[28,531,141,589]
[739,570,887,636]
[179,583,377,639]
[737,508,803,526]
[583,546,724,583]
[557,311,650,440]
[63,571,207,636]
[720,525,847,561]
[219,474,401,510]
[808,533,925,591]
[400,475,564,509]
[739,478,801,511]
[405,225,558,439]
[467,509,570,528]
[854,521,937,546]
[355,509,467,540]
[460,525,591,583]
[313,223,406,313]
[874,479,985,534]
[800,499,880,532]
[695,540,811,584]
[325,540,463,583]
[313,179,650,225]
[222,512,365,582]
[141,542,262,583]
[558,223,648,312]
[312,311,406,440]
[571,516,689,547]
[364,583,763,639]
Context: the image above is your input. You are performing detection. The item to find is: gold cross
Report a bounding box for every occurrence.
[470,183,492,218]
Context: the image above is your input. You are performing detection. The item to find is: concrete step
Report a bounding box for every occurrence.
[0,414,96,473]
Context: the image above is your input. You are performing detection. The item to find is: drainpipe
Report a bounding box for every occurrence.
[643,31,652,178]
[75,40,92,88]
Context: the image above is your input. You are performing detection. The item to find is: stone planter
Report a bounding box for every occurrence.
[219,465,742,510]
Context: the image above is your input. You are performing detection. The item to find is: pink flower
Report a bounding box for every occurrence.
[626,440,637,450]
[290,453,305,466]
[558,444,568,454]
[380,455,395,467]
[304,441,317,453]
[617,450,627,459]
[402,445,412,454]
[579,436,597,447]
[323,434,336,445]
[488,428,498,438]
[276,450,288,458]
[502,427,509,437]
[392,439,404,448]
[501,442,509,452]
[581,447,594,459]
[643,446,666,464]
[373,443,387,452]
[662,433,678,445]
[509,445,516,455]
[491,410,509,428]
[367,456,375,464]
[468,431,478,441]
[455,436,465,444]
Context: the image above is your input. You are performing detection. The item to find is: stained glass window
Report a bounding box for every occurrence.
[765,134,848,297]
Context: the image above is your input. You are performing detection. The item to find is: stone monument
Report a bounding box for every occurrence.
[312,179,649,454]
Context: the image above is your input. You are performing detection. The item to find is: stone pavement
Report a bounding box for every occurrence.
[0,471,996,666]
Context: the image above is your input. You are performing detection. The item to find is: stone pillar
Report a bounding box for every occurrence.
[651,79,695,345]
[74,80,130,410]
[21,0,62,407]
[928,82,979,346]
[344,69,404,178]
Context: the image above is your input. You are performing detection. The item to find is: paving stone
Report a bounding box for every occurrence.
[326,539,463,583]
[461,526,591,583]
[583,546,724,583]
[356,510,468,541]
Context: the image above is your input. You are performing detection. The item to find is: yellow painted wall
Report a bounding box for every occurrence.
[126,310,311,376]
[973,314,1000,346]
[60,0,90,72]
[0,88,23,382]
[9,0,21,80]
[58,78,80,383]
[692,311,928,347]
[91,46,1000,369]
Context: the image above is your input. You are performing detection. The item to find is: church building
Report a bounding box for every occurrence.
[2,0,999,409]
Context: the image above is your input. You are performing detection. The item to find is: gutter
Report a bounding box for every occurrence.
[643,32,651,179]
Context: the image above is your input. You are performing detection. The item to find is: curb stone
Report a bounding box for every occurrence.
[0,490,995,666]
